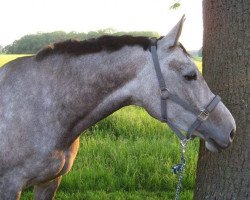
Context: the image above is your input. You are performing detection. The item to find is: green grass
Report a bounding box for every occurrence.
[20,107,199,200]
[193,57,202,72]
[0,55,202,200]
[0,54,31,67]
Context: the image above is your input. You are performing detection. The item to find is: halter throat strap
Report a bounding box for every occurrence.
[149,38,221,140]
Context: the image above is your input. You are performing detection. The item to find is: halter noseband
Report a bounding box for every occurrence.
[149,38,221,140]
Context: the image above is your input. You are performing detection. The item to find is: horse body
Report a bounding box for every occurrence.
[0,46,148,198]
[0,17,236,199]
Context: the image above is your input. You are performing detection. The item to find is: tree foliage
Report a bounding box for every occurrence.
[198,47,202,57]
[3,29,160,54]
[170,2,181,10]
[170,0,181,10]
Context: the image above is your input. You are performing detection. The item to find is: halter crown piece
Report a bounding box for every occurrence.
[149,38,221,200]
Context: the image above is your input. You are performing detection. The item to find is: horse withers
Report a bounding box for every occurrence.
[0,17,236,199]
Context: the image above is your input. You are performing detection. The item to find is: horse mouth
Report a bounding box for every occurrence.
[205,137,232,153]
[205,139,223,153]
[191,132,220,152]
[194,130,231,153]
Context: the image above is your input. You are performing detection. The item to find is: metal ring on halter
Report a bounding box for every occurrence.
[198,109,209,121]
[160,88,169,99]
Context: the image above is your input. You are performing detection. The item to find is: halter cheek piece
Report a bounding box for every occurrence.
[149,38,221,140]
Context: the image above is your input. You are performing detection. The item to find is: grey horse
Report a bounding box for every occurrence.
[0,17,236,199]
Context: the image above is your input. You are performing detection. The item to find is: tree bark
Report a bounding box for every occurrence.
[194,0,250,200]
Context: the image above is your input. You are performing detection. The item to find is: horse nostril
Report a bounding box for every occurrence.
[229,129,235,142]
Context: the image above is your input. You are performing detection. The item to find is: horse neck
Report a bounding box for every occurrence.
[55,46,148,145]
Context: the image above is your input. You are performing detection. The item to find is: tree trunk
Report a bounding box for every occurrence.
[194,0,250,200]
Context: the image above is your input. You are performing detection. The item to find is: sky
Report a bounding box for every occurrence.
[0,0,203,50]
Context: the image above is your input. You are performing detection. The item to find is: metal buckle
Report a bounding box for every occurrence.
[198,109,209,121]
[160,88,169,99]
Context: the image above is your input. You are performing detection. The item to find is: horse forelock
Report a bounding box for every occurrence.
[35,35,154,61]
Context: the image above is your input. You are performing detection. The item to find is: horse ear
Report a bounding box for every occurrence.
[160,15,186,48]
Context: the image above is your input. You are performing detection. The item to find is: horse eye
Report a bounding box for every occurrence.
[184,72,197,81]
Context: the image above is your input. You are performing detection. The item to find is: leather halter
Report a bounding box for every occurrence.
[149,38,221,140]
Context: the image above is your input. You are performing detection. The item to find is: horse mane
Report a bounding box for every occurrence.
[35,35,152,61]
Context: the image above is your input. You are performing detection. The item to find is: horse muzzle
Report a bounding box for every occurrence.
[203,128,236,153]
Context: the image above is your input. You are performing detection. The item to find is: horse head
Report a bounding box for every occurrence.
[134,16,236,152]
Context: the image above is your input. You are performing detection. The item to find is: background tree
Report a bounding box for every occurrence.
[198,47,202,57]
[0,45,3,54]
[194,0,249,199]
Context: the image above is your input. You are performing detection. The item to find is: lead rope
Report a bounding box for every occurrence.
[172,139,189,200]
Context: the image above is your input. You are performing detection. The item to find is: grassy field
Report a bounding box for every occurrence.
[0,54,31,67]
[0,55,202,200]
[194,58,202,72]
